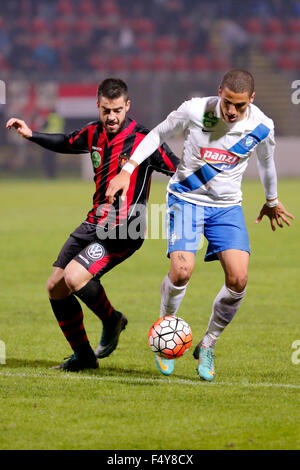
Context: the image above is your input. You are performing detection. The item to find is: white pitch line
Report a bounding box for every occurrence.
[0,370,299,390]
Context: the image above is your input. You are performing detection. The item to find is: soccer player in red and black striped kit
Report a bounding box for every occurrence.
[7,78,179,371]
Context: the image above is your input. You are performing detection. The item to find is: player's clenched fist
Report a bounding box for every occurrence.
[6,118,32,138]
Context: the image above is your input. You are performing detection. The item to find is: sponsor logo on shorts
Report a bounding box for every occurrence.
[200,148,240,166]
[78,254,90,265]
[86,243,105,260]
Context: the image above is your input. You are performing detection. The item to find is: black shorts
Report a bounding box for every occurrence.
[53,222,143,279]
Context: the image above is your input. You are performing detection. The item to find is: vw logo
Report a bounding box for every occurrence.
[86,243,105,260]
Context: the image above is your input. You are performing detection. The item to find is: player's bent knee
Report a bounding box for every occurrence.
[46,276,64,297]
[169,252,195,286]
[46,277,57,297]
[63,259,93,292]
[46,274,70,299]
[170,266,193,286]
[64,271,79,292]
[226,273,248,292]
[175,272,192,286]
[64,267,90,292]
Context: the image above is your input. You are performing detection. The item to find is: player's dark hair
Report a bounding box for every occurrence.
[97,78,129,101]
[220,69,255,96]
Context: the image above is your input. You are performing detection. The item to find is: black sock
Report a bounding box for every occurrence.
[49,295,92,354]
[75,278,115,323]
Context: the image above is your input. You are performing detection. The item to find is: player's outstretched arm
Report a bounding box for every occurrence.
[255,200,295,231]
[6,118,32,138]
[7,118,89,155]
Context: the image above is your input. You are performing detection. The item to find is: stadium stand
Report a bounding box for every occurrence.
[1,0,300,177]
[1,0,300,78]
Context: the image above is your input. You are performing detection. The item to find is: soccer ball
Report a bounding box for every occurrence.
[148,315,192,359]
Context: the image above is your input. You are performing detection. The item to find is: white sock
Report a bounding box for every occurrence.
[202,284,246,347]
[160,273,188,317]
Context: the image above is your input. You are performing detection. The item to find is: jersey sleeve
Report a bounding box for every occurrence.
[149,142,180,176]
[255,128,278,200]
[130,101,190,166]
[65,126,91,153]
[28,125,91,154]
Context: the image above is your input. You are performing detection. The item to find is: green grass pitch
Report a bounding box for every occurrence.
[0,178,299,450]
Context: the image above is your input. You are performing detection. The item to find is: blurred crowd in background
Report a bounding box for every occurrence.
[1,0,300,178]
[1,0,300,78]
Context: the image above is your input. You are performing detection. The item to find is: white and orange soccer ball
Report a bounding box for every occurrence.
[148,315,192,359]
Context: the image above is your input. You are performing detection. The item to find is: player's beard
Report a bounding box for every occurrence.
[104,117,125,134]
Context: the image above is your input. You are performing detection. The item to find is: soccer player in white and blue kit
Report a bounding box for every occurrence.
[106,70,294,381]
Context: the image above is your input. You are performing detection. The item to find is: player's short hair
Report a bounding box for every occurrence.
[220,69,254,96]
[97,78,129,102]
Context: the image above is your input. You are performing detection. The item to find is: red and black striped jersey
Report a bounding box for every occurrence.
[30,117,179,236]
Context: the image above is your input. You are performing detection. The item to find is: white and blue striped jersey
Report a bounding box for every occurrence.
[130,96,277,207]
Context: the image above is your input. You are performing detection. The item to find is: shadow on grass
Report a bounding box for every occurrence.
[2,358,199,384]
[4,358,59,369]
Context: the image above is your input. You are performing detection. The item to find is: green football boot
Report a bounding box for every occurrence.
[193,343,215,381]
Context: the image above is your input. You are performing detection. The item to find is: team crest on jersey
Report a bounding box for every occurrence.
[91,151,101,169]
[202,111,219,128]
[241,135,258,149]
[200,148,240,170]
[118,153,130,168]
[245,136,255,147]
[86,243,105,260]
